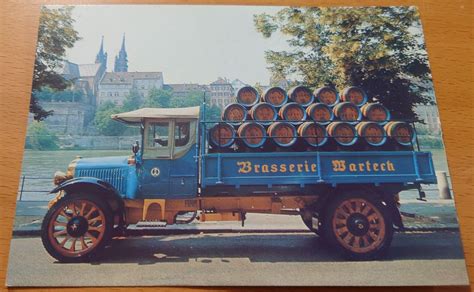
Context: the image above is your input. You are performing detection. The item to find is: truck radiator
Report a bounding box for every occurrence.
[76,167,128,195]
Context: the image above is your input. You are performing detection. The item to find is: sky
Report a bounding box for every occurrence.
[58,5,291,85]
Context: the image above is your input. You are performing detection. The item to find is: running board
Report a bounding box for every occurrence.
[135,221,168,228]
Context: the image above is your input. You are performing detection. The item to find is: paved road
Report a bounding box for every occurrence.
[6,231,469,287]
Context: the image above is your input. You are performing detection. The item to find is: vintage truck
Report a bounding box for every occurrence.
[41,105,436,262]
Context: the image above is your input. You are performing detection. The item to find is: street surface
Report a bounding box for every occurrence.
[7,231,469,287]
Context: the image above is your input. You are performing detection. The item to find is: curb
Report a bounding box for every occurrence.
[12,226,459,237]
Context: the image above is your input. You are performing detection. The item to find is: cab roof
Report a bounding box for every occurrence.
[111,106,200,124]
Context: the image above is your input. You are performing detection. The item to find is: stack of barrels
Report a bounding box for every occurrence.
[208,85,415,152]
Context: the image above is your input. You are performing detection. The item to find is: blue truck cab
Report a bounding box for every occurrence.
[41,105,437,263]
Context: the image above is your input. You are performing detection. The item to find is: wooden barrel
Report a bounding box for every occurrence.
[248,102,277,125]
[360,103,390,124]
[333,102,362,124]
[384,121,415,146]
[221,103,247,125]
[298,122,328,147]
[236,86,259,107]
[306,103,334,125]
[267,122,297,147]
[237,122,267,148]
[327,122,358,146]
[355,122,387,146]
[208,123,236,148]
[287,85,314,107]
[341,86,368,106]
[262,87,288,107]
[279,102,307,125]
[314,86,340,107]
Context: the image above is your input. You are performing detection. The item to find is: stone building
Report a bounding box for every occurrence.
[209,77,234,110]
[98,72,164,106]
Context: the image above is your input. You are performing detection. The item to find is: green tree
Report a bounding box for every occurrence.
[35,86,84,102]
[205,105,222,121]
[143,88,172,108]
[170,90,205,108]
[93,101,127,136]
[254,7,431,120]
[31,6,80,121]
[26,121,59,150]
[122,88,143,111]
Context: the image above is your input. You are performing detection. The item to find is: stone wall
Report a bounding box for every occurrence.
[59,135,141,150]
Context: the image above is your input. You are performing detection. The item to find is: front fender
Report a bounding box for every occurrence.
[50,177,119,196]
[49,177,125,221]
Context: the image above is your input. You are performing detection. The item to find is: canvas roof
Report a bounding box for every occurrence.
[111,106,200,124]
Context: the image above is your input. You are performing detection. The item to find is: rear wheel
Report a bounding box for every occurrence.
[323,192,393,260]
[41,193,113,262]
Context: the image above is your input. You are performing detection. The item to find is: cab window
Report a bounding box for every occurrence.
[174,122,190,147]
[145,121,171,158]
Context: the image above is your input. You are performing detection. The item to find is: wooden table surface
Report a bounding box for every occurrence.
[0,0,472,291]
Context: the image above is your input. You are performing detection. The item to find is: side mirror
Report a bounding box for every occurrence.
[132,140,140,154]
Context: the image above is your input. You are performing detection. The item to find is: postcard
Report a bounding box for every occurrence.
[6,4,469,287]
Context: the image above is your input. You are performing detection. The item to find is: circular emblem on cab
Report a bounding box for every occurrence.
[150,167,160,177]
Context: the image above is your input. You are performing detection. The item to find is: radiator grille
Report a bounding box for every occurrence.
[76,167,128,194]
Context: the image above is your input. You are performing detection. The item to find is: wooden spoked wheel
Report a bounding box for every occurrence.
[42,194,113,262]
[48,200,105,257]
[332,198,385,254]
[324,194,393,260]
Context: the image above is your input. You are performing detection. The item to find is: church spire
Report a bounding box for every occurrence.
[114,34,128,72]
[95,36,107,70]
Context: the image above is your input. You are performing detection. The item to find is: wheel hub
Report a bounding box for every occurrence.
[66,216,88,237]
[346,213,369,236]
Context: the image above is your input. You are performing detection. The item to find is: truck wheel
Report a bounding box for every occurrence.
[41,193,113,263]
[323,192,393,261]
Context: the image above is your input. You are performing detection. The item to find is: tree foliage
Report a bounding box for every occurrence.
[254,7,431,120]
[34,86,85,102]
[26,121,59,150]
[93,101,127,136]
[31,6,80,121]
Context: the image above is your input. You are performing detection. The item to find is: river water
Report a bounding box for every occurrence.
[17,148,451,201]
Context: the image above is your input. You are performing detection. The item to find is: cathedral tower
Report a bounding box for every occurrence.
[114,34,128,72]
[95,36,107,70]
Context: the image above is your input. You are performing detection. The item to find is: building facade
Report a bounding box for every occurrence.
[209,77,234,110]
[98,72,164,106]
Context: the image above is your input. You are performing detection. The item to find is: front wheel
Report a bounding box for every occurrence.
[41,193,113,262]
[323,192,393,261]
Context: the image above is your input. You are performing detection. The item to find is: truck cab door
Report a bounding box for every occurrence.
[138,119,198,198]
[169,120,198,197]
[138,120,172,197]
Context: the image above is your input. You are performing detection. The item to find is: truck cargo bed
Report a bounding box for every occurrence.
[201,151,436,188]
